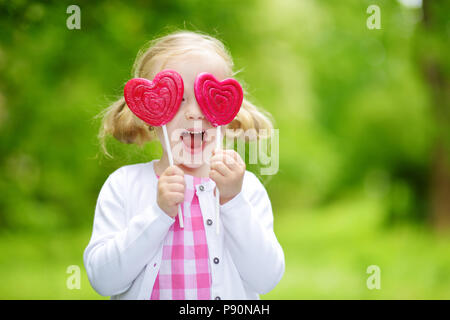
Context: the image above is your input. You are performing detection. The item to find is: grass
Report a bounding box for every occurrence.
[0,191,449,299]
[0,228,104,299]
[262,192,450,299]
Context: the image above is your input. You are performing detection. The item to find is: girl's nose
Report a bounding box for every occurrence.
[185,102,205,121]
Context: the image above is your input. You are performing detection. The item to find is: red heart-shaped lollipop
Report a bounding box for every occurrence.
[124,70,184,126]
[194,72,243,127]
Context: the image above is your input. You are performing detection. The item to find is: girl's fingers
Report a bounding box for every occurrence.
[212,149,245,168]
[167,182,185,193]
[164,165,184,176]
[211,154,241,173]
[223,154,241,171]
[209,168,225,183]
[210,150,237,165]
[222,149,246,167]
[210,160,232,177]
[162,175,185,185]
[166,192,184,205]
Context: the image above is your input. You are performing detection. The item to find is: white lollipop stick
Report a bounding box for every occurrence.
[215,126,221,235]
[162,125,184,229]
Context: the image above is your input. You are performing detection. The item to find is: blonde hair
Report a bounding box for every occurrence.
[97,30,275,158]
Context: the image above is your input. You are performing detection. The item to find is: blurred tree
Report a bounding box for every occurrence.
[416,0,450,230]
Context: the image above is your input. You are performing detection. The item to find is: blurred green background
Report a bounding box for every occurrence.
[0,0,449,299]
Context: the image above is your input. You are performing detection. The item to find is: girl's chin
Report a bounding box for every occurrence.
[174,141,213,168]
[181,158,202,166]
[176,151,213,169]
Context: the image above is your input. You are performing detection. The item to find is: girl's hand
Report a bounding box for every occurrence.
[209,149,246,205]
[157,165,185,218]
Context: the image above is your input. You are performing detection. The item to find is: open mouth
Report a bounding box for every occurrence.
[180,129,207,154]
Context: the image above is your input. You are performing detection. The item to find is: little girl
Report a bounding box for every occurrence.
[83,30,285,300]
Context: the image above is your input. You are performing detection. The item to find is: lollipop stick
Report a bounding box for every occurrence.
[215,126,221,235]
[162,125,184,229]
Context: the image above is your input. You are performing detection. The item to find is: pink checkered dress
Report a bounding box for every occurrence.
[150,174,212,300]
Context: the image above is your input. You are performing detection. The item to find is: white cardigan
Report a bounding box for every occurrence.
[83,160,285,300]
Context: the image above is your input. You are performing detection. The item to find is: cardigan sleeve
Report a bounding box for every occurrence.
[219,171,285,294]
[83,167,175,297]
